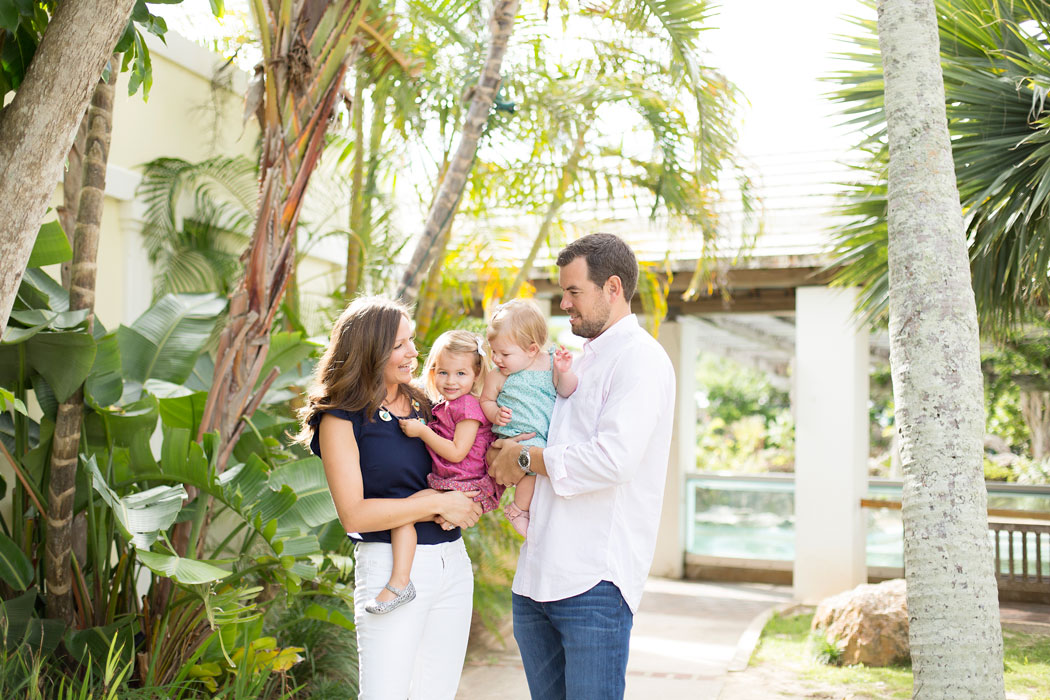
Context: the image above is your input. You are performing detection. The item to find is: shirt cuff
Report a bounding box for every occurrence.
[542,444,572,497]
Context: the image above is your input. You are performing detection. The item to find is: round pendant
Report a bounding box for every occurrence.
[379,408,392,422]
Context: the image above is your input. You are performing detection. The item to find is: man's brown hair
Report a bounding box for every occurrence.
[555,233,639,300]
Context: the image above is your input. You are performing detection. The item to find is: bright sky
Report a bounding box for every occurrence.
[705,0,873,161]
[155,0,878,261]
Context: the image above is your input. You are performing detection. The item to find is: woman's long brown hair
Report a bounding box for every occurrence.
[295,296,430,446]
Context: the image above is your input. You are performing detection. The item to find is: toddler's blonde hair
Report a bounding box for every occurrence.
[486,298,549,352]
[422,330,488,403]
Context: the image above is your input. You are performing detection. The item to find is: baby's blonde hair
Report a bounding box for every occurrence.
[486,298,549,352]
[422,330,488,403]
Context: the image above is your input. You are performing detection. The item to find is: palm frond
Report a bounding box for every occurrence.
[828,0,1050,332]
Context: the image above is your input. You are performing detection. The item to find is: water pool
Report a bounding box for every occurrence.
[686,474,1050,574]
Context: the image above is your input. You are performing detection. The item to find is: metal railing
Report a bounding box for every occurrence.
[992,521,1050,594]
[859,498,1050,596]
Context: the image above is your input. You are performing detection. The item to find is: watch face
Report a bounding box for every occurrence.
[518,448,529,468]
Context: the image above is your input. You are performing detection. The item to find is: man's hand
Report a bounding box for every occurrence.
[486,434,535,486]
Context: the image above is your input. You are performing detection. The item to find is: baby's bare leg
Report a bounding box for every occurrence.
[514,475,536,511]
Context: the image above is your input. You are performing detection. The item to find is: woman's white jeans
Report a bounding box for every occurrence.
[354,538,474,699]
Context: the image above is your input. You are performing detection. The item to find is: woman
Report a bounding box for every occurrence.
[297,296,483,699]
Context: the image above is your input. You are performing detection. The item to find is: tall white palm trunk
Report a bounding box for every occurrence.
[395,0,519,305]
[877,1,1004,697]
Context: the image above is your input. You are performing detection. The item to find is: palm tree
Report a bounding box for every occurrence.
[829,0,1050,330]
[877,0,1003,695]
[411,0,748,328]
[137,156,257,299]
[830,0,1050,485]
[197,0,369,475]
[396,0,519,306]
[0,0,136,337]
[45,54,120,626]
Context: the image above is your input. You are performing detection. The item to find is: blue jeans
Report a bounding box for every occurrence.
[512,581,634,700]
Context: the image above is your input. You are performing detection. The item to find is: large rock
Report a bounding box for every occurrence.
[811,578,910,666]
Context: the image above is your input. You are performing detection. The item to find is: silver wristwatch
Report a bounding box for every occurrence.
[517,445,531,473]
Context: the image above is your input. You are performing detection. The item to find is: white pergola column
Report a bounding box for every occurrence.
[652,318,698,578]
[794,286,869,602]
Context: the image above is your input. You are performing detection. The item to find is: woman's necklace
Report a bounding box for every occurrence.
[378,394,422,422]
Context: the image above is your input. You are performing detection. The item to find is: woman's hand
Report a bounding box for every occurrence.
[436,490,483,529]
[399,418,427,438]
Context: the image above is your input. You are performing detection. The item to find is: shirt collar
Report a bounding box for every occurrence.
[582,314,639,355]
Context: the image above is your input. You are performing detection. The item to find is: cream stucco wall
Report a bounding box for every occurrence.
[42,31,346,331]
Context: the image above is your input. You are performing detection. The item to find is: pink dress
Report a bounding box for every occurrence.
[425,394,503,512]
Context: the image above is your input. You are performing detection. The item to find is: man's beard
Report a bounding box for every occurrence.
[571,298,610,338]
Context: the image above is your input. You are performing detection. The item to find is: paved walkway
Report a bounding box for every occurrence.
[458,578,1050,700]
[456,578,794,700]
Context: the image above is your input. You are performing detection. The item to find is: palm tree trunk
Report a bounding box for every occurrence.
[196,0,365,474]
[0,0,135,337]
[59,115,89,289]
[414,219,454,339]
[45,56,118,625]
[396,0,519,306]
[1018,386,1050,461]
[346,70,367,297]
[877,1,1004,697]
[505,123,588,300]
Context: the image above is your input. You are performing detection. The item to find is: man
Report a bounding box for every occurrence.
[488,232,676,699]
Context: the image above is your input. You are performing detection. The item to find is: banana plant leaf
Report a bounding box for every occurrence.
[303,602,355,632]
[0,591,65,654]
[15,268,69,313]
[258,331,320,392]
[86,454,187,548]
[117,293,225,388]
[136,549,232,585]
[0,531,33,590]
[148,379,209,434]
[26,220,73,268]
[85,331,123,408]
[84,394,160,450]
[269,457,338,528]
[0,329,96,403]
[65,620,135,672]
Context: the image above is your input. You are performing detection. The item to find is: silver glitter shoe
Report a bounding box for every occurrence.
[364,581,416,614]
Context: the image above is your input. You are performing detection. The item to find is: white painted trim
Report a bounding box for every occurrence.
[144,31,248,94]
[105,163,142,202]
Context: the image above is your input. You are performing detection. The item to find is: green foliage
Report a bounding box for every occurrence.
[0,268,347,697]
[269,595,359,699]
[697,356,789,426]
[694,356,795,474]
[808,629,844,666]
[753,612,1050,699]
[0,0,219,101]
[138,157,257,300]
[828,0,1050,332]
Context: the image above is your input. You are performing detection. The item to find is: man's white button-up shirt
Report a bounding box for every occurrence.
[511,314,676,613]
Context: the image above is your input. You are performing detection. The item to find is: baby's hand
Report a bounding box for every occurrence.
[494,406,512,427]
[399,418,426,438]
[553,346,574,373]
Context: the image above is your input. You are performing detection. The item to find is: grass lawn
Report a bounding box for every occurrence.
[752,611,1050,699]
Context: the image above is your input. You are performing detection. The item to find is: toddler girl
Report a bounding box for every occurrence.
[369,330,501,614]
[480,299,577,536]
